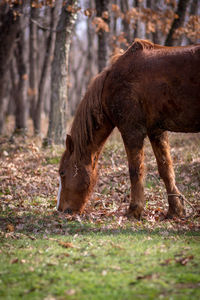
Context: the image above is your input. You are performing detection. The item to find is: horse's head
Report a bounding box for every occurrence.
[57,135,96,214]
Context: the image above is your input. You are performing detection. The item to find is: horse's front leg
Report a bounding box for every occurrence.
[149,131,185,218]
[122,133,145,219]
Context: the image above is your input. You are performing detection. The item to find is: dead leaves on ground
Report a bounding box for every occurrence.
[0,133,200,235]
[161,255,194,266]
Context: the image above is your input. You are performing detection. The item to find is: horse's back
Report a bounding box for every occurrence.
[104,41,200,134]
[141,44,200,133]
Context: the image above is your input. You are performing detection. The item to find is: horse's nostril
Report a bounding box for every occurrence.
[64,208,73,214]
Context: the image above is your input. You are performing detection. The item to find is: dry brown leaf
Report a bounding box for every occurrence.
[84,8,93,17]
[7,224,14,232]
[160,258,172,266]
[102,11,109,19]
[21,259,26,264]
[58,241,75,248]
[175,255,194,265]
[66,289,76,295]
[137,273,159,280]
[11,258,19,264]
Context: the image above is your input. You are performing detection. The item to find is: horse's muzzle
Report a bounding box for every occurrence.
[64,208,73,214]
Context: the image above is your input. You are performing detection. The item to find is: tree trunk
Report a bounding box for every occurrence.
[46,0,78,145]
[33,1,61,135]
[165,0,190,46]
[152,0,164,45]
[190,0,198,15]
[14,21,29,133]
[0,84,8,135]
[29,1,38,120]
[120,0,131,44]
[95,0,110,72]
[0,3,23,134]
[134,0,145,40]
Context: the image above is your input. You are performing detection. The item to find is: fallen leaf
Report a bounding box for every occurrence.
[84,8,93,17]
[160,258,172,266]
[7,224,14,232]
[16,224,24,230]
[175,255,194,265]
[21,259,26,264]
[137,273,159,280]
[58,241,75,248]
[66,289,76,295]
[11,258,19,264]
[110,242,124,249]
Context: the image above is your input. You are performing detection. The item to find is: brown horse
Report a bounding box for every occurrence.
[57,39,200,219]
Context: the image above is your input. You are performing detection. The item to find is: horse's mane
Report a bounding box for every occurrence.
[70,67,110,160]
[70,39,162,160]
[134,38,155,49]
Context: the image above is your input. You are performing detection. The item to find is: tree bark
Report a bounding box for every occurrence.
[120,0,131,44]
[29,1,38,120]
[165,0,190,46]
[95,0,110,72]
[33,1,61,134]
[152,0,165,45]
[14,21,29,132]
[190,0,198,15]
[0,2,23,134]
[0,82,8,135]
[134,0,146,40]
[46,0,78,145]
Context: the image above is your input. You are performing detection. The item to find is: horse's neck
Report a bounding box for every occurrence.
[82,117,114,166]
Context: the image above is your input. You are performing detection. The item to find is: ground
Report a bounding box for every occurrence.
[0,126,200,299]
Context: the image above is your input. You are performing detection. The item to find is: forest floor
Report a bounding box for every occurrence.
[0,126,200,299]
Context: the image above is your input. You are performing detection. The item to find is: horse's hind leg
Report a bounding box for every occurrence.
[121,132,145,219]
[149,131,185,218]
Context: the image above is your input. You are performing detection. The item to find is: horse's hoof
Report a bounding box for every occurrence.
[125,205,143,220]
[167,194,186,218]
[166,206,186,219]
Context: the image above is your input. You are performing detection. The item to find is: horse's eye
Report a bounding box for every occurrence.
[59,171,65,177]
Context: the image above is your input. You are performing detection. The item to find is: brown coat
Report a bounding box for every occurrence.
[58,40,200,219]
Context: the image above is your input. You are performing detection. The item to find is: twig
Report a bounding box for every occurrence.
[31,18,62,32]
[168,193,197,214]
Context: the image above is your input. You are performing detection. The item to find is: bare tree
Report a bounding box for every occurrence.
[95,0,110,72]
[190,0,198,15]
[120,0,131,44]
[0,2,25,134]
[14,24,29,132]
[29,1,38,119]
[33,1,61,134]
[46,0,78,145]
[165,0,190,46]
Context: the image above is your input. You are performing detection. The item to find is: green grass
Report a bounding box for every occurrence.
[1,224,200,300]
[44,156,61,165]
[0,132,199,299]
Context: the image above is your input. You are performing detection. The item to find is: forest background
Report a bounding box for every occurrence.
[0,0,199,144]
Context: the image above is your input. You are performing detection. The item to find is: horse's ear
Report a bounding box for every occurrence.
[66,134,74,154]
[131,40,144,52]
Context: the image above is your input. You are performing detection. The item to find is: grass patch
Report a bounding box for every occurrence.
[0,227,200,300]
[44,156,61,165]
[0,132,199,299]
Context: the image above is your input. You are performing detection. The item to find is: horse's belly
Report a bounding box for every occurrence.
[158,109,200,133]
[145,81,200,133]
